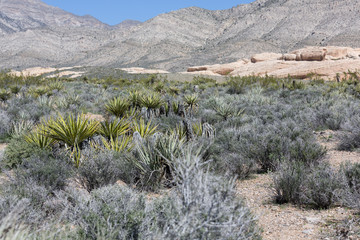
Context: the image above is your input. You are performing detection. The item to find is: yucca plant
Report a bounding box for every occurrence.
[101,135,133,152]
[172,101,180,115]
[38,95,55,108]
[128,90,142,108]
[140,92,163,110]
[0,88,11,102]
[131,118,158,138]
[28,86,50,98]
[66,93,80,105]
[47,81,64,91]
[212,101,244,121]
[9,85,21,94]
[24,125,54,149]
[154,82,165,93]
[168,86,180,96]
[105,97,130,117]
[130,133,184,190]
[98,118,130,140]
[44,114,99,167]
[11,120,34,138]
[184,93,199,113]
[192,121,203,137]
[169,124,187,141]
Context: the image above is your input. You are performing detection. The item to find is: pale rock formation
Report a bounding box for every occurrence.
[185,46,360,80]
[251,53,283,63]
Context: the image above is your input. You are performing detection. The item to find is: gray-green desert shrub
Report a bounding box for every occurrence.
[143,147,261,239]
[273,161,307,204]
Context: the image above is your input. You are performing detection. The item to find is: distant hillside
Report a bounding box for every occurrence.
[1,0,360,71]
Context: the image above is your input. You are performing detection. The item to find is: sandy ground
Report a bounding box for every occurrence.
[237,130,360,240]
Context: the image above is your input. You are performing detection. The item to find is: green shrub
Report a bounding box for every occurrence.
[2,137,47,168]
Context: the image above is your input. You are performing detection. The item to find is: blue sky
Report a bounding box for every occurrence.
[42,0,254,25]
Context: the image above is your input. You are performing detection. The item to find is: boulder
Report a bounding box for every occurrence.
[282,54,297,61]
[300,50,326,61]
[187,66,208,72]
[251,52,283,63]
[213,68,234,75]
[291,47,326,61]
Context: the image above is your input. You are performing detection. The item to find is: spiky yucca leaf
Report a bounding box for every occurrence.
[139,92,163,109]
[212,101,244,120]
[184,93,199,111]
[168,86,180,96]
[47,81,64,91]
[105,97,130,117]
[24,125,55,149]
[45,113,99,149]
[0,88,11,102]
[101,136,133,152]
[192,122,203,137]
[170,124,187,141]
[131,118,158,138]
[128,90,142,108]
[98,118,130,140]
[28,86,50,98]
[11,120,34,138]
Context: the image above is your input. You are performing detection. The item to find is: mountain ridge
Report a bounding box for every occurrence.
[1,0,360,71]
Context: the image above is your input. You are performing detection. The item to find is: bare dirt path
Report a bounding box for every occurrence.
[237,131,359,240]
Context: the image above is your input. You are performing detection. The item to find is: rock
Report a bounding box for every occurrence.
[213,68,234,75]
[300,50,326,61]
[251,52,283,63]
[291,47,326,61]
[325,46,349,59]
[305,216,324,225]
[347,52,360,59]
[282,54,297,61]
[187,66,208,72]
[116,180,127,187]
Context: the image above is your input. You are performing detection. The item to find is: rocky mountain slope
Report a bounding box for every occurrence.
[1,0,360,71]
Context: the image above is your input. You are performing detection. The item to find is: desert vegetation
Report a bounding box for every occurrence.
[0,71,360,239]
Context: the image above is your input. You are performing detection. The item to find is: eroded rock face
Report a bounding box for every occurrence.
[184,46,360,80]
[251,53,283,63]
